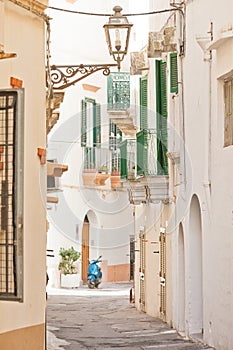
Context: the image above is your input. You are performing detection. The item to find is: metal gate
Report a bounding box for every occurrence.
[139,231,145,312]
[159,229,166,318]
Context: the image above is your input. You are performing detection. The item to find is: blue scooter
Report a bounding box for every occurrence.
[87,256,102,289]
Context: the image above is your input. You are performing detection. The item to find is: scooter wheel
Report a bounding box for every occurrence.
[88,280,95,289]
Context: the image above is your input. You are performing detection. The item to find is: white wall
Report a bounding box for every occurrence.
[0,1,47,335]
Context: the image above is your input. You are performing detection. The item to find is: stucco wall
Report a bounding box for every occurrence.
[0,1,47,346]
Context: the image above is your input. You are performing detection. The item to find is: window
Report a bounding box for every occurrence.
[0,90,24,301]
[47,159,60,190]
[224,78,233,147]
[81,98,101,148]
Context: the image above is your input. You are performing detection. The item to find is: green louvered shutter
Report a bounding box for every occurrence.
[120,140,127,179]
[93,103,101,147]
[81,99,87,147]
[140,76,148,130]
[137,130,148,176]
[170,53,178,93]
[156,60,168,175]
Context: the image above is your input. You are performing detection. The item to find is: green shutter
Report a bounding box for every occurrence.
[137,130,148,176]
[81,99,87,147]
[156,60,168,175]
[120,140,127,179]
[140,76,148,130]
[93,103,101,147]
[170,53,178,93]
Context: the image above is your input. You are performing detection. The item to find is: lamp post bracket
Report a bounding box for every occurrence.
[48,63,118,90]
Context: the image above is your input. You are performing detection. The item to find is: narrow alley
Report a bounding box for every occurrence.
[47,283,213,350]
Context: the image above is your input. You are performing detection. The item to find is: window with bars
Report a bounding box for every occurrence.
[0,90,24,301]
[224,78,233,147]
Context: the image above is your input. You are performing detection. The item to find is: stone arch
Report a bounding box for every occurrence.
[189,194,203,335]
[178,222,185,333]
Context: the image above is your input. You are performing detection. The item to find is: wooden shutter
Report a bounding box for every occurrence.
[170,53,178,93]
[224,79,233,147]
[120,140,127,179]
[159,230,166,318]
[136,130,148,176]
[156,60,168,175]
[81,99,87,147]
[139,232,146,312]
[93,103,101,147]
[140,76,148,130]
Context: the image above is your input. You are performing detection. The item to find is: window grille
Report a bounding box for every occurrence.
[0,90,24,301]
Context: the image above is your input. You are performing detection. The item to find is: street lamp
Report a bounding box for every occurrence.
[104,6,133,71]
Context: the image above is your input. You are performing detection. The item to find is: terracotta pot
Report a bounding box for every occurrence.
[110,175,122,189]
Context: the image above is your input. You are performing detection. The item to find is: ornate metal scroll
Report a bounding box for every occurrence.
[48,64,118,90]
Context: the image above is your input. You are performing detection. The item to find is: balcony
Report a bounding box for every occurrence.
[107,72,137,137]
[82,147,110,187]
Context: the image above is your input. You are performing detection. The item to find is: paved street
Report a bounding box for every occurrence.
[46,283,214,350]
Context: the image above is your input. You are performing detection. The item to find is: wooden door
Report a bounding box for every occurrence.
[82,219,89,284]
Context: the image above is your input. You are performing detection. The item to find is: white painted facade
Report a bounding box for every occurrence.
[132,1,233,350]
[0,1,48,349]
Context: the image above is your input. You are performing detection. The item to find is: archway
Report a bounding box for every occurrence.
[178,223,185,333]
[189,195,203,336]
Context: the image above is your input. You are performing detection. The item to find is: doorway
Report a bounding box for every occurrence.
[82,216,89,284]
[178,223,185,333]
[189,195,203,336]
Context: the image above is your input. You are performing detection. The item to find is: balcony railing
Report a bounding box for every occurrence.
[107,72,130,111]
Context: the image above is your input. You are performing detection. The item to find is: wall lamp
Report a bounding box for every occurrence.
[103,6,133,72]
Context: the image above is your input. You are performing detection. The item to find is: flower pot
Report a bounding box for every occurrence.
[82,170,96,186]
[110,175,122,189]
[60,273,81,288]
[94,173,109,186]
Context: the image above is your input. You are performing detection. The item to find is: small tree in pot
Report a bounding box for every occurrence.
[58,247,81,288]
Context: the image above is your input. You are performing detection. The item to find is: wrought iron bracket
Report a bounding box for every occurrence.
[48,63,118,90]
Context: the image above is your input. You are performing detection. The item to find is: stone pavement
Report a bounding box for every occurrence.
[46,282,214,350]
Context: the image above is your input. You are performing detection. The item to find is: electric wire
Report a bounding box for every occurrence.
[48,6,184,18]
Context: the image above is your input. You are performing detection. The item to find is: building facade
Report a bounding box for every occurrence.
[0,1,48,349]
[46,1,233,349]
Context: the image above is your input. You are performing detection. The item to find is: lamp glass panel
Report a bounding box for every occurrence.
[108,27,128,52]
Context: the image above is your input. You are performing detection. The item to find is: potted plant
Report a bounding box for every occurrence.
[58,246,81,288]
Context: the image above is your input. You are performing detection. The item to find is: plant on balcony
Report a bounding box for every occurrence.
[98,165,109,174]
